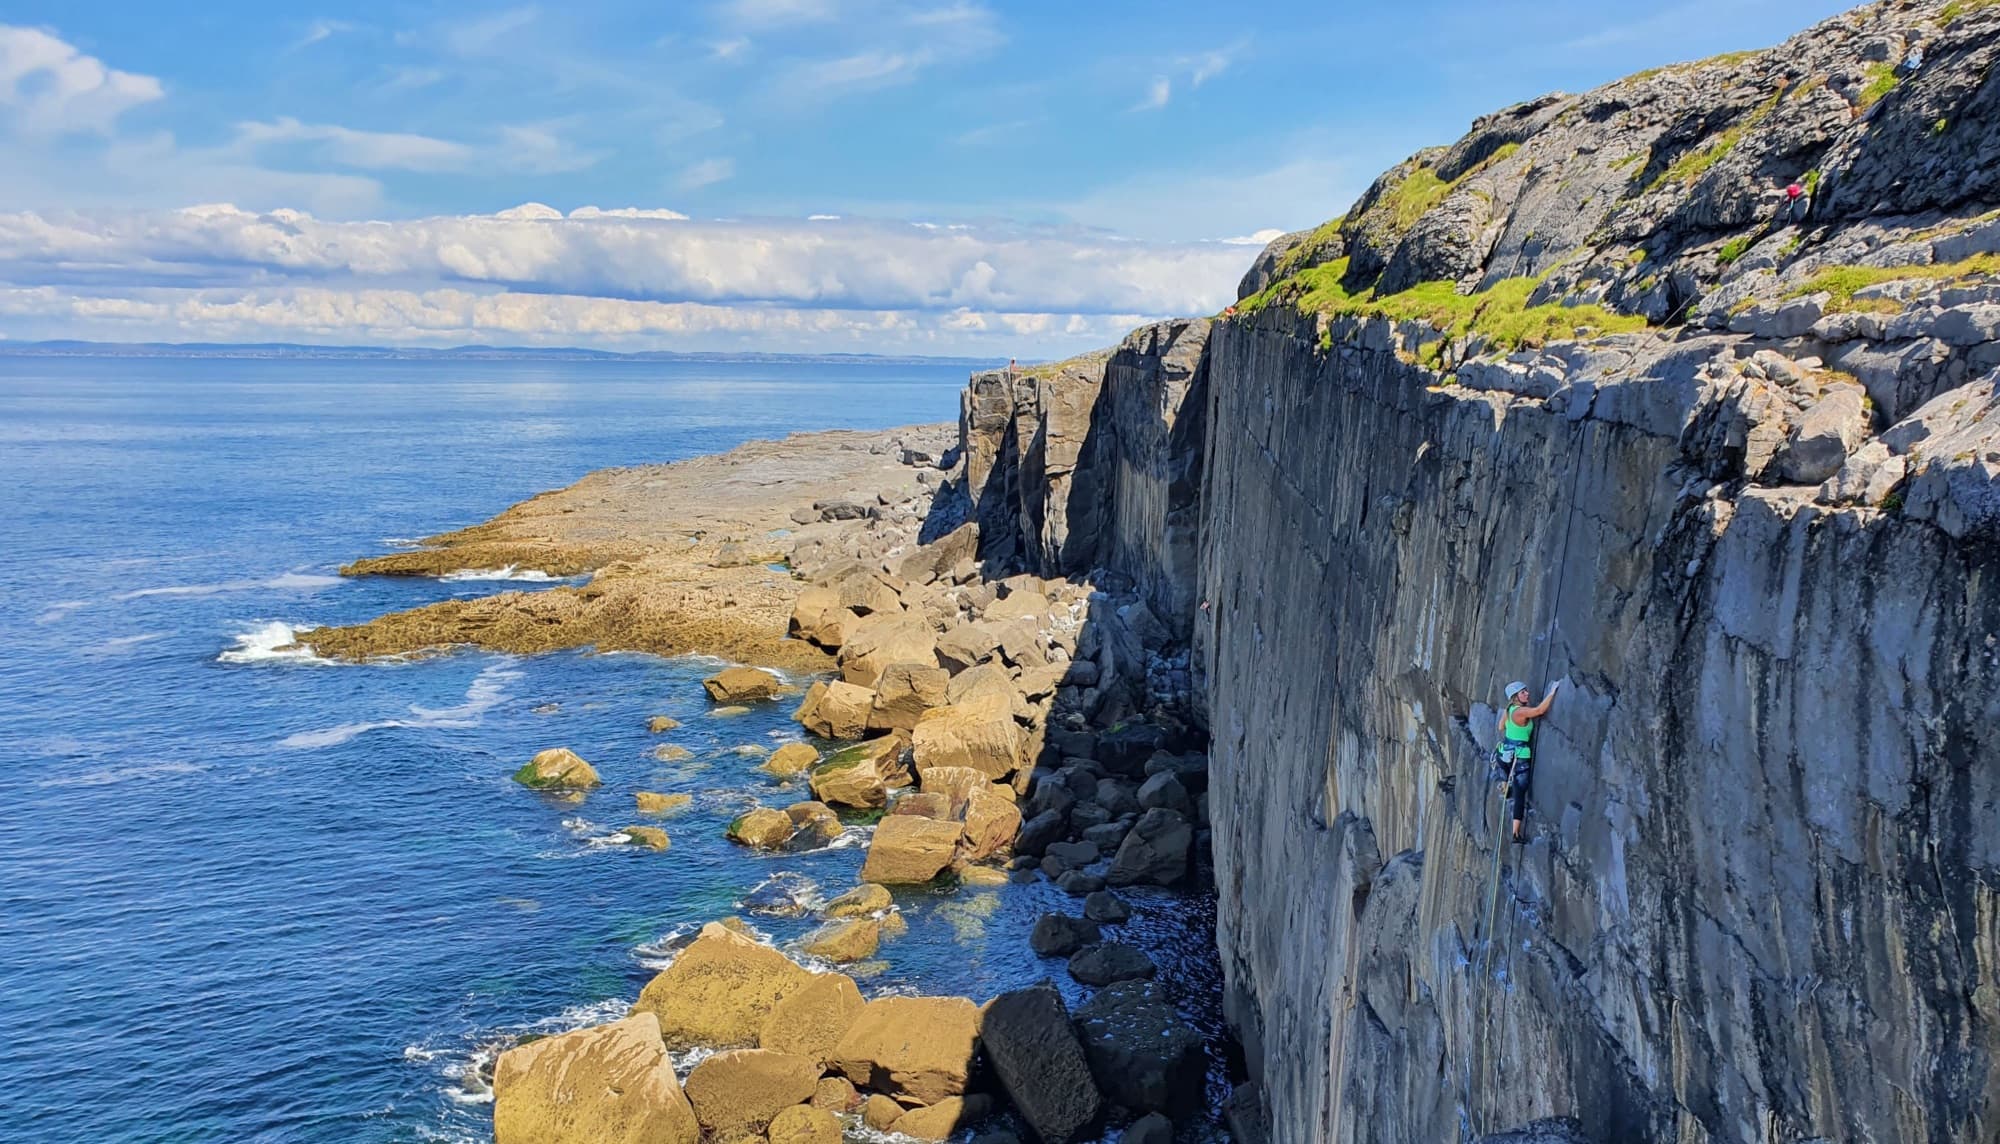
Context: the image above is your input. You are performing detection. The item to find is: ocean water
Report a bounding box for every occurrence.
[0,357,1226,1143]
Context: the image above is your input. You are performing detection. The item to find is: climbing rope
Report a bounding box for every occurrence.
[1466,422,1589,1137]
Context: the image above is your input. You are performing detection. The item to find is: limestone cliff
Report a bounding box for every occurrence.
[950,2,2000,1141]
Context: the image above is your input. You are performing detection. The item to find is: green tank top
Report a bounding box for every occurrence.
[1503,704,1534,751]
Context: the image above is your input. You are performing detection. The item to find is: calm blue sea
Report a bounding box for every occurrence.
[0,356,1225,1144]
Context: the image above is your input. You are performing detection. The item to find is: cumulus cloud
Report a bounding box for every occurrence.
[0,203,1246,316]
[0,25,164,135]
[0,202,1251,353]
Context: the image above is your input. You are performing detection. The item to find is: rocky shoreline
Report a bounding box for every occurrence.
[319,423,1237,1142]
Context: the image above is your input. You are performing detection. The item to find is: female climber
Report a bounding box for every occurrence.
[1494,680,1559,844]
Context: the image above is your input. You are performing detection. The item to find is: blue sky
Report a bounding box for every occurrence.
[0,0,1853,354]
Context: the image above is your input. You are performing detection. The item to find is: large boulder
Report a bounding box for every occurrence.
[760,971,865,1064]
[1015,809,1067,858]
[793,680,877,740]
[789,585,848,649]
[808,735,907,808]
[839,613,938,689]
[895,522,978,585]
[823,883,893,918]
[832,995,982,1105]
[768,1104,844,1144]
[762,741,820,778]
[981,982,1102,1143]
[704,666,781,703]
[1136,772,1192,817]
[893,1095,994,1141]
[1106,808,1192,886]
[1030,914,1101,957]
[727,807,797,850]
[1067,942,1156,986]
[1072,981,1204,1117]
[492,1013,698,1144]
[869,662,952,731]
[513,747,601,791]
[917,765,988,814]
[935,621,1004,673]
[944,661,1016,707]
[860,814,961,884]
[912,695,1021,780]
[786,800,845,847]
[631,923,813,1049]
[682,1048,821,1137]
[960,785,1023,861]
[623,825,671,851]
[800,918,880,963]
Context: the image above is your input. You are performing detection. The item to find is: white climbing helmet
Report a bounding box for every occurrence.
[1504,681,1528,700]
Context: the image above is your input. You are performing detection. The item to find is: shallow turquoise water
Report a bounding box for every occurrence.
[0,357,1226,1143]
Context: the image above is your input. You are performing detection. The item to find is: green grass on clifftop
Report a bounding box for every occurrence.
[1242,257,1647,362]
[1786,252,2000,309]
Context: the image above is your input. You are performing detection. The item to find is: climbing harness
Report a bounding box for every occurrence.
[1465,426,1588,1136]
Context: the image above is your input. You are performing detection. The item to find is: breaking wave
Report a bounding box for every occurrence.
[279,661,520,747]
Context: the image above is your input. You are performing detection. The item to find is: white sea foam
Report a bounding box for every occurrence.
[80,631,171,656]
[36,600,89,624]
[439,565,563,582]
[123,571,343,600]
[218,621,336,666]
[39,760,206,788]
[280,661,520,747]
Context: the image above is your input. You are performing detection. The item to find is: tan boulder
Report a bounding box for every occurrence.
[635,791,692,815]
[785,801,844,847]
[492,1012,698,1144]
[648,715,682,733]
[759,971,865,1063]
[890,792,951,819]
[788,585,845,649]
[711,705,752,717]
[862,1093,904,1131]
[867,662,952,731]
[838,613,937,689]
[893,1095,993,1141]
[705,666,781,703]
[878,911,909,938]
[807,736,907,808]
[623,825,671,851]
[832,995,982,1105]
[860,814,961,884]
[944,662,1016,707]
[513,747,601,791]
[957,865,1010,886]
[682,1049,821,1137]
[727,808,796,850]
[762,742,819,778]
[631,923,813,1049]
[960,785,1023,861]
[793,680,876,740]
[830,566,904,616]
[808,1075,859,1112]
[768,1103,843,1144]
[653,744,694,762]
[823,883,893,918]
[800,918,880,963]
[916,765,987,816]
[911,695,1021,780]
[985,585,1050,623]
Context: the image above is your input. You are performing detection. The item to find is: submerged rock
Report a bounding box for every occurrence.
[1072,981,1204,1118]
[822,883,893,918]
[622,825,670,851]
[799,917,880,963]
[1067,942,1156,986]
[1030,913,1101,957]
[980,981,1103,1143]
[513,747,601,790]
[768,1103,844,1144]
[492,1013,698,1144]
[634,791,692,815]
[631,923,812,1050]
[647,715,681,733]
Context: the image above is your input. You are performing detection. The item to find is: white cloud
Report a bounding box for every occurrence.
[718,0,843,28]
[757,2,1002,103]
[0,203,1250,320]
[676,158,735,189]
[232,117,473,173]
[295,19,354,50]
[0,25,164,135]
[439,7,539,56]
[1134,77,1171,112]
[1222,228,1286,246]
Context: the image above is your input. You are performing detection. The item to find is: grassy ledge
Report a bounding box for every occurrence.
[1784,252,2000,310]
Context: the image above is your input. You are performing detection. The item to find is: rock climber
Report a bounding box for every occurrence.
[1493,679,1559,844]
[1779,180,1810,226]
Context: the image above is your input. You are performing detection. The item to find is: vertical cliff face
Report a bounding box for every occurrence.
[953,3,2000,1141]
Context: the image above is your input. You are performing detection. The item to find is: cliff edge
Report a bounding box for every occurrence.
[948,2,2000,1141]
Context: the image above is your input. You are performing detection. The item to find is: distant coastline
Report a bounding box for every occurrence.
[0,339,1005,367]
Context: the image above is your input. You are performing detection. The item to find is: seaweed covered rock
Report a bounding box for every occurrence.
[513,747,601,790]
[807,735,907,808]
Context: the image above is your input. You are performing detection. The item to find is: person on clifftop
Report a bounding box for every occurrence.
[1493,679,1559,844]
[1779,181,1810,226]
